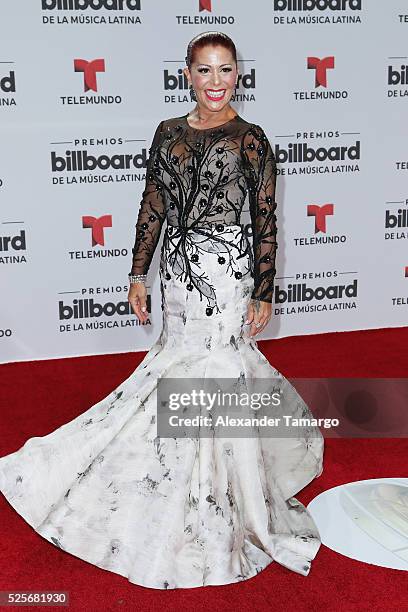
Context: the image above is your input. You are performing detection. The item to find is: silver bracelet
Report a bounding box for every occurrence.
[128,274,147,285]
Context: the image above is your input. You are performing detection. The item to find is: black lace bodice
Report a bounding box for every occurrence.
[130,113,278,302]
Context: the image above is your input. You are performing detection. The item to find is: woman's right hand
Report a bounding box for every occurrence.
[128,282,149,323]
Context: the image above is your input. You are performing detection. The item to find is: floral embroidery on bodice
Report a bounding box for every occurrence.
[130,113,278,303]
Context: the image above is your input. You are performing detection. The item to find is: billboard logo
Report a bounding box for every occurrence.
[388,64,408,86]
[0,228,27,264]
[385,208,408,230]
[387,64,408,99]
[273,0,361,11]
[0,68,16,107]
[82,214,112,246]
[59,298,134,320]
[41,0,142,26]
[42,0,140,9]
[274,140,360,165]
[0,229,26,252]
[0,71,16,93]
[74,58,105,92]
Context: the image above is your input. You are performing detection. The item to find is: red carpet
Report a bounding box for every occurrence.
[1,326,407,611]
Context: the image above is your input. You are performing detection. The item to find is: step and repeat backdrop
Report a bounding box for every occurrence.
[0,1,407,364]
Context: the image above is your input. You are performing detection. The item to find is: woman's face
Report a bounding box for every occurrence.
[184,44,238,112]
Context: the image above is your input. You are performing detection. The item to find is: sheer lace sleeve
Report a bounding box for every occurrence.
[242,124,278,303]
[129,121,166,277]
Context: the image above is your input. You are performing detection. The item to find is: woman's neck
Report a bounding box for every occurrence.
[188,105,236,128]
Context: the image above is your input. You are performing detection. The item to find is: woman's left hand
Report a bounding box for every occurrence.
[245,299,272,337]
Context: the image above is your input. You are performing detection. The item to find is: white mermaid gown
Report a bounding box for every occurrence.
[0,113,324,589]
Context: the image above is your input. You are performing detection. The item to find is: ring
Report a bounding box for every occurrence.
[255,322,262,328]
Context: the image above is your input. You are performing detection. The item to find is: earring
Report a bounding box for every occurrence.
[189,84,197,102]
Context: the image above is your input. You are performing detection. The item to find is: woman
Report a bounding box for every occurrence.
[0,32,324,590]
